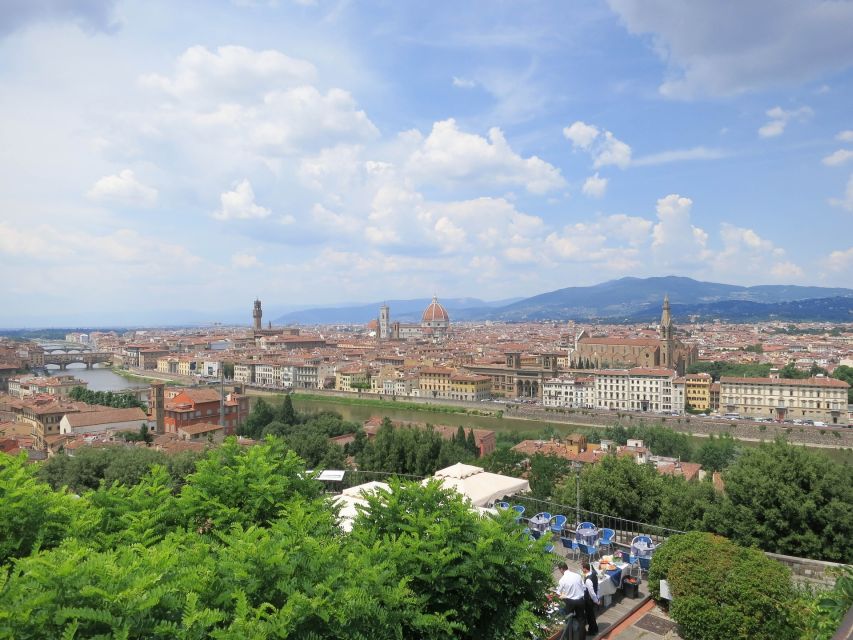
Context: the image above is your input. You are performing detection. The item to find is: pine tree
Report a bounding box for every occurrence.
[466,429,478,457]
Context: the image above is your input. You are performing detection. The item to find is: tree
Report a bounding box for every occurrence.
[527,453,573,500]
[279,394,297,425]
[466,428,478,457]
[695,433,739,472]
[831,365,853,403]
[351,479,554,639]
[779,362,809,379]
[648,532,798,640]
[707,440,853,563]
[561,455,665,524]
[238,397,274,439]
[0,452,76,566]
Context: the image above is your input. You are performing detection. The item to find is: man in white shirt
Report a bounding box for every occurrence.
[555,561,586,626]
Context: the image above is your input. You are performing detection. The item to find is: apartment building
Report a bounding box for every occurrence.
[542,376,594,408]
[594,368,676,412]
[720,376,849,423]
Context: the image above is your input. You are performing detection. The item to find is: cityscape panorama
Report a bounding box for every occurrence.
[1,2,851,639]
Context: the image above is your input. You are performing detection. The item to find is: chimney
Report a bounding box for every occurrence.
[150,382,165,434]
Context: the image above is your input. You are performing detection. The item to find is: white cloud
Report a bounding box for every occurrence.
[406,119,565,194]
[714,223,801,281]
[582,173,608,198]
[140,45,316,101]
[452,76,476,88]
[632,146,726,166]
[758,106,813,138]
[822,149,853,167]
[86,169,158,207]
[563,121,631,168]
[651,194,709,262]
[824,247,853,272]
[213,179,271,220]
[829,174,853,212]
[838,130,853,143]
[562,121,600,150]
[770,261,804,279]
[606,0,853,98]
[231,252,261,268]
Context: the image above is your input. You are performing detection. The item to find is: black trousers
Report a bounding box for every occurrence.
[560,598,586,640]
[584,595,598,633]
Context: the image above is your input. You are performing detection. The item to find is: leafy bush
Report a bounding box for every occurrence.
[649,532,798,640]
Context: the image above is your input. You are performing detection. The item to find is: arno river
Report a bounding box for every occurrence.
[47,364,148,392]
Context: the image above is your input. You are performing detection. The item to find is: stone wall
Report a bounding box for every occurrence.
[765,552,848,588]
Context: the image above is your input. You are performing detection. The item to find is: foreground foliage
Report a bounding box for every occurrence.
[0,439,554,639]
[649,532,798,640]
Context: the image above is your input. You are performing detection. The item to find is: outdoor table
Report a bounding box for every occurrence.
[528,515,550,534]
[592,560,629,607]
[575,526,598,546]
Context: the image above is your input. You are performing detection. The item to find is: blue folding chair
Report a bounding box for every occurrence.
[598,528,616,553]
[495,501,510,510]
[512,505,525,522]
[578,541,599,562]
[560,536,579,560]
[550,514,567,536]
[579,521,596,530]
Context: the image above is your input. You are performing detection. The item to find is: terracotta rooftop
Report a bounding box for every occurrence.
[63,407,147,428]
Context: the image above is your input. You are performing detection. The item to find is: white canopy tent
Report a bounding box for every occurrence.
[332,481,391,532]
[425,463,530,507]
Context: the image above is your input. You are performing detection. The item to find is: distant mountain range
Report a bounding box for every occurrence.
[274,276,853,324]
[273,297,523,325]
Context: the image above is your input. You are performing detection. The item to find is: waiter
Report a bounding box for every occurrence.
[555,561,586,628]
[581,560,600,636]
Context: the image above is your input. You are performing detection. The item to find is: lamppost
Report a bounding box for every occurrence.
[572,461,582,525]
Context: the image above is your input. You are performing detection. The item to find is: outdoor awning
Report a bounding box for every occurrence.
[333,481,391,532]
[425,463,530,507]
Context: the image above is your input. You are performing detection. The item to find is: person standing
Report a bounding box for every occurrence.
[555,561,586,638]
[581,560,600,636]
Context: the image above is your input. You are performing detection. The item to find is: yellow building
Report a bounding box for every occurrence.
[419,367,454,398]
[336,365,370,392]
[449,373,492,401]
[684,373,713,411]
[177,359,201,377]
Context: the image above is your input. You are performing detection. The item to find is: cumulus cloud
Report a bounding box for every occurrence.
[714,223,802,281]
[140,45,316,101]
[824,247,853,272]
[563,121,631,168]
[822,149,853,167]
[213,179,271,220]
[86,169,158,207]
[651,194,710,262]
[838,130,853,143]
[606,0,853,98]
[582,173,608,198]
[0,0,119,38]
[406,119,565,194]
[829,174,853,212]
[758,106,813,138]
[133,45,378,163]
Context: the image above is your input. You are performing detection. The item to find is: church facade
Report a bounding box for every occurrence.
[569,296,697,375]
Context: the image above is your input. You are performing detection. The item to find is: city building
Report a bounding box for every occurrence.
[570,296,697,374]
[463,352,561,399]
[593,368,676,412]
[684,373,713,411]
[720,376,849,423]
[59,407,148,436]
[372,296,452,342]
[542,376,595,408]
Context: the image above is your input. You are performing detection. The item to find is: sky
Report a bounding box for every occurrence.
[1,0,853,326]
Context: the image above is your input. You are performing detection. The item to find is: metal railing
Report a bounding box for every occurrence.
[502,494,684,548]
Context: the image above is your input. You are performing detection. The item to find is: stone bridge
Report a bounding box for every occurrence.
[43,351,115,370]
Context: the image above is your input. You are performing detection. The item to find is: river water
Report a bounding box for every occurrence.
[45,364,148,392]
[288,395,852,465]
